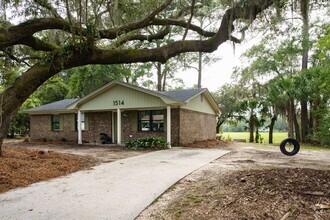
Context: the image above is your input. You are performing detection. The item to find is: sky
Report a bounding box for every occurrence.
[176,34,259,93]
[178,41,243,92]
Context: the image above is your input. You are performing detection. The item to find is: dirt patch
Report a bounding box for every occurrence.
[0,146,96,194]
[182,139,231,148]
[138,144,330,219]
[4,140,151,163]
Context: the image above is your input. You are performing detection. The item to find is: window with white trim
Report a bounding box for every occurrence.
[51,115,60,131]
[138,110,164,132]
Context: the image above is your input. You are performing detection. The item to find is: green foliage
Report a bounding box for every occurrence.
[212,83,247,128]
[65,63,153,98]
[222,121,247,132]
[313,113,330,146]
[34,76,69,104]
[65,65,124,98]
[7,75,68,137]
[317,26,330,60]
[0,66,19,91]
[125,137,169,150]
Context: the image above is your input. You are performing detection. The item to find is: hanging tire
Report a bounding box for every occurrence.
[280,138,300,156]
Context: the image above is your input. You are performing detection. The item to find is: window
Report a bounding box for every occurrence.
[52,115,60,131]
[138,110,164,132]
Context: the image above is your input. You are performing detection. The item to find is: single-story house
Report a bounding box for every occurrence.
[24,80,220,146]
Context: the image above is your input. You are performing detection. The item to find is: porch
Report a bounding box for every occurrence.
[77,106,173,146]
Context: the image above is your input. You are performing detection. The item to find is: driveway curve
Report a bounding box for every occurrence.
[0,147,229,220]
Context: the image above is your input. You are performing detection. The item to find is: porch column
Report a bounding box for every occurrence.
[167,105,171,148]
[77,110,82,144]
[117,108,121,145]
[111,111,115,142]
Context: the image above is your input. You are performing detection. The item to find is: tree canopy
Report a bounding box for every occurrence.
[216,0,330,145]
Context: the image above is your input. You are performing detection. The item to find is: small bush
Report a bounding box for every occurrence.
[125,137,169,150]
[226,134,232,141]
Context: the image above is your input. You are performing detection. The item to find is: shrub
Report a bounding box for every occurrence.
[125,137,169,150]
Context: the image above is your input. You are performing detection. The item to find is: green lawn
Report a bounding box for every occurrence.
[220,132,330,150]
[221,132,287,144]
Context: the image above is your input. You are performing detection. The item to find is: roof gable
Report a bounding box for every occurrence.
[77,84,170,111]
[25,81,220,114]
[68,80,183,109]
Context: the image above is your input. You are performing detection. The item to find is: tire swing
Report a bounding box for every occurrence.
[279,138,300,156]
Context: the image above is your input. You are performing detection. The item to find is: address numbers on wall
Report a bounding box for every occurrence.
[113,100,125,106]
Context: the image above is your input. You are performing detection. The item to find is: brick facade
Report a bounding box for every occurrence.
[29,108,216,145]
[30,114,77,142]
[121,109,180,146]
[81,112,112,143]
[179,109,216,144]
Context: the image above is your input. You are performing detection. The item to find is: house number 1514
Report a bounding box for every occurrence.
[113,100,124,106]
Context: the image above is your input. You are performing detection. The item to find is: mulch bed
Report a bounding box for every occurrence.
[0,146,96,194]
[166,168,330,219]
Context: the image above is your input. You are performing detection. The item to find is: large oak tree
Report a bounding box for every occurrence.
[0,0,277,156]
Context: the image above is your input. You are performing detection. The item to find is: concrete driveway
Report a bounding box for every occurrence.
[0,147,229,220]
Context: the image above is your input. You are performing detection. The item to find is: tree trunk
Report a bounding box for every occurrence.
[0,87,36,157]
[249,111,254,143]
[291,98,301,141]
[309,100,313,135]
[301,100,308,142]
[313,98,320,133]
[0,50,92,156]
[156,62,162,91]
[293,109,301,142]
[255,129,259,143]
[287,100,294,138]
[162,70,167,91]
[197,52,202,89]
[300,0,309,143]
[268,114,277,144]
[216,122,220,134]
[0,141,2,157]
[110,0,120,26]
[216,117,225,134]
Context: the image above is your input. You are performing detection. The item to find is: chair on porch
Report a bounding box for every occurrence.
[100,133,112,144]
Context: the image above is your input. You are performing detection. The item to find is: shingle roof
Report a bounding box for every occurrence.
[157,89,205,102]
[24,99,78,112]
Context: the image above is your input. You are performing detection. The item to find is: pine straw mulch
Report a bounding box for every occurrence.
[165,168,330,220]
[0,146,97,194]
[181,139,232,148]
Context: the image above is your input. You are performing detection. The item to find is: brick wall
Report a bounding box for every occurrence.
[121,109,180,146]
[30,114,77,142]
[82,112,112,143]
[29,108,215,145]
[170,108,180,145]
[30,112,112,143]
[179,109,216,144]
